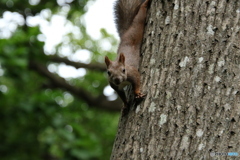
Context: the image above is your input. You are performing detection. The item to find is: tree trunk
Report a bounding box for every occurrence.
[111,0,240,159]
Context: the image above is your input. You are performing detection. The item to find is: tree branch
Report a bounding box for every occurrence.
[48,55,106,72]
[29,61,121,112]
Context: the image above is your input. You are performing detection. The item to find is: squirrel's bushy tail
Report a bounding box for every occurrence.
[114,0,144,37]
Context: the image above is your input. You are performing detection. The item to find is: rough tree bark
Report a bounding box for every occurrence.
[111,0,240,159]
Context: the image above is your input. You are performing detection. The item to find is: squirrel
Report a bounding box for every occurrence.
[105,0,151,107]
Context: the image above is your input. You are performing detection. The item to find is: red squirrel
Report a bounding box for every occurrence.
[105,0,151,107]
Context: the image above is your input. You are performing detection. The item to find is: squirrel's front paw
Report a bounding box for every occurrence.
[135,92,146,99]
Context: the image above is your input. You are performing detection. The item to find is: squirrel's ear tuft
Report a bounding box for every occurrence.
[105,56,111,67]
[119,53,125,64]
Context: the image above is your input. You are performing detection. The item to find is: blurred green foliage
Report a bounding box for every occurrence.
[0,0,120,159]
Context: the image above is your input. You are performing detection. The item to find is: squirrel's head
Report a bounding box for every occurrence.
[105,53,127,86]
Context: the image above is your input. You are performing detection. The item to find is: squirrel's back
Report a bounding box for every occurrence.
[114,0,144,37]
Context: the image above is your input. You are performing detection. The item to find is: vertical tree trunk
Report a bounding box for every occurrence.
[111,0,240,159]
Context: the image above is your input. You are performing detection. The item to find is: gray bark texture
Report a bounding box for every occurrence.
[111,0,240,159]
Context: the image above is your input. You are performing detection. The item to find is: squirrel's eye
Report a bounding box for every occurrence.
[107,71,111,76]
[122,69,125,73]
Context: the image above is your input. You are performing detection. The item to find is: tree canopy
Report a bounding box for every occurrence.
[0,0,120,159]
